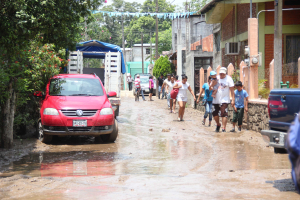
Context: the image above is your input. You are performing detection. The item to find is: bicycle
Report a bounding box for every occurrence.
[135,88,140,101]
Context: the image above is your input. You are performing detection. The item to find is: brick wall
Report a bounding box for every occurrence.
[222,7,235,41]
[237,3,257,35]
[265,1,300,26]
[190,34,214,52]
[221,41,248,68]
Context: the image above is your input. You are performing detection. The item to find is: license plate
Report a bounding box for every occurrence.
[145,89,149,92]
[73,120,87,127]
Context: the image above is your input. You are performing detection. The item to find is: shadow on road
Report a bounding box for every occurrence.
[266,179,297,192]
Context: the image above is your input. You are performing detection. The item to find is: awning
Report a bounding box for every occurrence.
[76,40,126,74]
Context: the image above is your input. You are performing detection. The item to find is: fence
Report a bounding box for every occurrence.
[268,57,300,89]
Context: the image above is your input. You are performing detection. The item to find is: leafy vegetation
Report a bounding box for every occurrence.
[258,79,270,99]
[231,69,240,83]
[0,0,105,148]
[153,56,174,78]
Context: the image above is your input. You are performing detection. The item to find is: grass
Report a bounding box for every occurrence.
[258,79,270,99]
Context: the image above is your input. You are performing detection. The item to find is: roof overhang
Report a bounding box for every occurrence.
[200,0,274,24]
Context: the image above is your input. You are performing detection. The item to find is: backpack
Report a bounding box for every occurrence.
[287,112,300,192]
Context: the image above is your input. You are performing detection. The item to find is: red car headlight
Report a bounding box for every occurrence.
[100,108,113,115]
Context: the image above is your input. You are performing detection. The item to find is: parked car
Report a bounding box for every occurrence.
[132,73,156,96]
[34,74,118,144]
[261,89,300,153]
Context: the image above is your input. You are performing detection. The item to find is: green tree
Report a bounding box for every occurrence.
[125,16,156,45]
[0,0,104,148]
[141,0,175,13]
[153,56,173,78]
[99,0,142,47]
[188,0,208,12]
[151,28,172,54]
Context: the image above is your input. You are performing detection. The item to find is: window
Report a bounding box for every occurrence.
[49,78,104,96]
[146,48,150,54]
[284,35,300,76]
[284,0,300,5]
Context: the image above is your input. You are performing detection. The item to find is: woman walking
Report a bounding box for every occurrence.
[149,75,154,101]
[172,75,179,114]
[166,76,175,113]
[173,75,196,121]
[197,76,213,126]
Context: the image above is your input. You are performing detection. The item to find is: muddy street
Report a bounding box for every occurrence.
[0,96,298,199]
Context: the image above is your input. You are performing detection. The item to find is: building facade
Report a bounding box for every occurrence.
[200,0,300,87]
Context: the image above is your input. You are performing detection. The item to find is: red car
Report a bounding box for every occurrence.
[34,74,118,144]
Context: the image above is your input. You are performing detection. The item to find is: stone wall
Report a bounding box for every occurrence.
[195,98,269,132]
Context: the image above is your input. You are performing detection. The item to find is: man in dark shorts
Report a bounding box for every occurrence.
[158,74,164,99]
[210,67,235,132]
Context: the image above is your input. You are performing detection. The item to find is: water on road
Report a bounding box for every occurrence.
[0,97,298,199]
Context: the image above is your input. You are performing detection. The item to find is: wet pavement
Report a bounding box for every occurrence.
[0,96,299,199]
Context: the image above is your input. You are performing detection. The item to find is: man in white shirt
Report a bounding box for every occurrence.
[127,75,133,91]
[162,74,171,106]
[210,67,235,132]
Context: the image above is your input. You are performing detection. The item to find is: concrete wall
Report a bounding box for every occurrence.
[132,45,155,62]
[213,23,222,70]
[172,15,213,52]
[185,51,195,107]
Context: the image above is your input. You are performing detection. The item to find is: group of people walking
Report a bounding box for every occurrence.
[196,67,249,132]
[159,73,196,121]
[131,66,248,132]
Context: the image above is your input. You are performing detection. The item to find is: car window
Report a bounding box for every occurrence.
[140,76,149,84]
[49,78,104,96]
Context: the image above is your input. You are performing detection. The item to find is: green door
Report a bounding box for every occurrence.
[130,68,143,78]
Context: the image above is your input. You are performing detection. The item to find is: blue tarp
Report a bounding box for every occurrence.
[76,40,126,74]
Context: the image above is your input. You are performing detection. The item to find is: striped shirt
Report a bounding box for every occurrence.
[135,78,140,88]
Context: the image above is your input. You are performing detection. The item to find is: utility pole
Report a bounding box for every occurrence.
[274,0,282,88]
[141,33,144,74]
[150,31,152,64]
[155,0,159,60]
[122,14,126,67]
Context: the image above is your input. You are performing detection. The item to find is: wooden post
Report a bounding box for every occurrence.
[200,67,204,91]
[239,61,246,84]
[141,33,144,74]
[155,0,159,60]
[207,66,212,81]
[274,0,283,89]
[227,63,234,78]
[269,59,275,90]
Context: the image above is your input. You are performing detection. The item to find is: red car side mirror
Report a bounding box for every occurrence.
[107,91,117,98]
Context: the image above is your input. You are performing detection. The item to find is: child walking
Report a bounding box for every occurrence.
[230,81,249,132]
[209,71,219,98]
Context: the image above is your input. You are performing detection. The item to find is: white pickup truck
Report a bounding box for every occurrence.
[68,48,122,117]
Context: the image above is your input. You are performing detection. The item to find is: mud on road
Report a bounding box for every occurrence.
[0,96,298,199]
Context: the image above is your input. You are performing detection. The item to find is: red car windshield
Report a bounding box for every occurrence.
[49,78,104,96]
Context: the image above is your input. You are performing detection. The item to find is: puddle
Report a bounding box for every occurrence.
[0,152,130,178]
[212,139,291,171]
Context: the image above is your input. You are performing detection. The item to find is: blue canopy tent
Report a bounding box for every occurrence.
[76,40,126,74]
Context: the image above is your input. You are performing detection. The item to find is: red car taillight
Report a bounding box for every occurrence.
[267,96,270,118]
